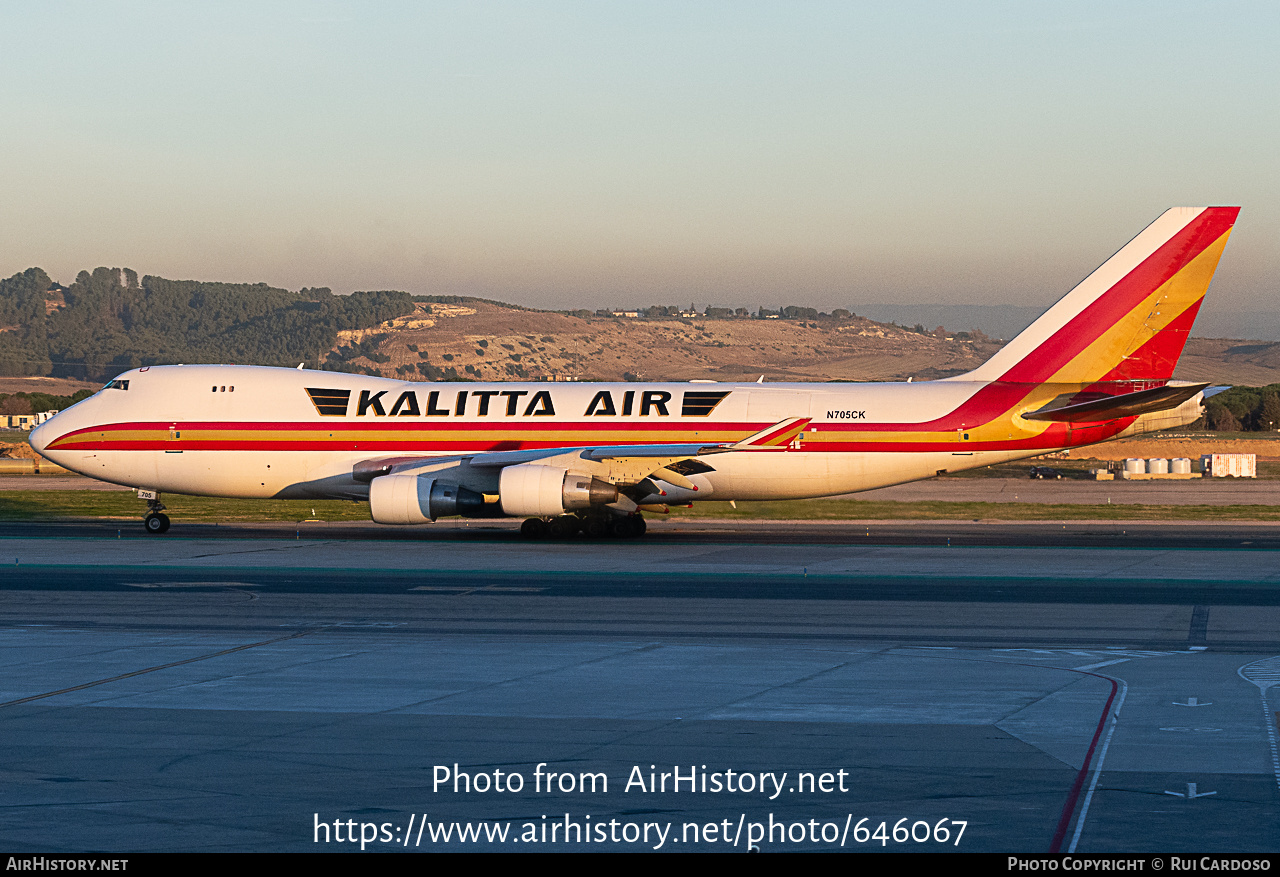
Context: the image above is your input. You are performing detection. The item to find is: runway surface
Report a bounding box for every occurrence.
[2,521,1280,853]
[6,472,1280,504]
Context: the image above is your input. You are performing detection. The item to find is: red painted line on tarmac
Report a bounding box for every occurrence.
[1048,671,1120,853]
[915,652,1123,853]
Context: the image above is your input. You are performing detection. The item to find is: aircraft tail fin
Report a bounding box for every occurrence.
[958,207,1239,386]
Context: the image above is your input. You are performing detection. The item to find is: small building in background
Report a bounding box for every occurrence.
[3,410,58,430]
[1201,453,1257,478]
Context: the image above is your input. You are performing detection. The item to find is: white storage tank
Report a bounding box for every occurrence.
[1171,458,1192,474]
[1124,458,1145,474]
[1147,458,1169,474]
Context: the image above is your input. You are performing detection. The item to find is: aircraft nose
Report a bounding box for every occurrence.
[28,420,50,455]
[28,415,67,461]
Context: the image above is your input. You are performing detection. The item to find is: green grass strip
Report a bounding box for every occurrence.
[0,491,370,523]
[664,499,1280,521]
[0,490,1277,523]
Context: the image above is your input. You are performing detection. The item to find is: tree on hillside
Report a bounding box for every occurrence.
[28,268,417,380]
[1203,384,1280,431]
[0,267,54,376]
[1,395,33,415]
[1205,402,1241,431]
[1259,390,1280,432]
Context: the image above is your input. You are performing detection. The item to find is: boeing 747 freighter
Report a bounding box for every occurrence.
[30,207,1239,537]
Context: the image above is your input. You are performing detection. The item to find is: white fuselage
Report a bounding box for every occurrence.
[30,364,1089,505]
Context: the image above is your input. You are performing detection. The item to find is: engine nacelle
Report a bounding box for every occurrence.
[369,473,490,524]
[499,464,618,517]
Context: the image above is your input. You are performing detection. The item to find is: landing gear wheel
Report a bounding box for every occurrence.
[549,515,580,539]
[583,516,610,539]
[629,515,646,537]
[520,517,548,539]
[141,493,169,534]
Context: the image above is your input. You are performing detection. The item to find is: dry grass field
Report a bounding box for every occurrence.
[333,302,1280,386]
[363,301,1003,383]
[4,300,1280,391]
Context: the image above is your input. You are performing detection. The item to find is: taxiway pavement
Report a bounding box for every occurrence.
[6,472,1280,504]
[2,522,1279,853]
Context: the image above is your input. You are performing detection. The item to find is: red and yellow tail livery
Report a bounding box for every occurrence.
[968,206,1237,386]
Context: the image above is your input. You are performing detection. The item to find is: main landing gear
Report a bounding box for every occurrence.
[520,512,647,540]
[142,493,170,534]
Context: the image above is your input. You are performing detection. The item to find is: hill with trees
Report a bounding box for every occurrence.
[1205,384,1280,432]
[0,266,414,381]
[5,267,1280,435]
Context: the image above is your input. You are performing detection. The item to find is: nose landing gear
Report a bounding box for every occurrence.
[139,490,170,534]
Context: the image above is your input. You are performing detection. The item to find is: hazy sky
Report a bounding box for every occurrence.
[2,1,1276,321]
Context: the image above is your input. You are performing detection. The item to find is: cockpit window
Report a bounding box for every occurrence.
[103,379,130,391]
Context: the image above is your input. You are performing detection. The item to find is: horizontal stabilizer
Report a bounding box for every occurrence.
[1023,383,1208,423]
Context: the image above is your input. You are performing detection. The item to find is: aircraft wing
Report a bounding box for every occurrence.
[352,418,812,484]
[479,417,812,463]
[578,419,810,461]
[1022,383,1209,423]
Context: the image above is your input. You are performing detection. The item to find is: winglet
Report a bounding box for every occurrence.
[731,417,812,449]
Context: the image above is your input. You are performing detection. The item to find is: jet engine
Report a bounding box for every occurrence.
[368,473,491,524]
[498,464,619,517]
[368,465,620,523]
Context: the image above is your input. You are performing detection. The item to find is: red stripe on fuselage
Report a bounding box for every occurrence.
[49,418,764,442]
[46,414,1128,454]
